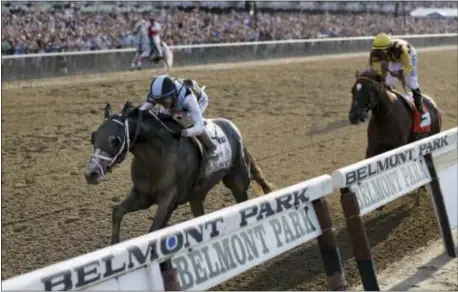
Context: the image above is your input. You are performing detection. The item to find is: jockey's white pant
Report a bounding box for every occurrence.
[152,36,162,57]
[385,47,419,90]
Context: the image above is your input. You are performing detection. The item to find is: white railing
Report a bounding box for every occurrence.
[2,33,457,60]
[2,175,339,291]
[331,127,458,290]
[3,127,457,291]
[2,33,457,81]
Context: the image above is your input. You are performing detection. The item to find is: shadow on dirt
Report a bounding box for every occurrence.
[306,119,351,136]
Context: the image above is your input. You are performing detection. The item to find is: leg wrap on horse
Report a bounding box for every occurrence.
[412,88,424,114]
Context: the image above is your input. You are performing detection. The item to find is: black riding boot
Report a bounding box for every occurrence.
[198,131,218,158]
[412,88,425,115]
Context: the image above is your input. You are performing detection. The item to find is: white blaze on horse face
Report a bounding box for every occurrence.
[356,83,362,92]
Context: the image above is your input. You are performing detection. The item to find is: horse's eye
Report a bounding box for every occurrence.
[91,132,96,145]
[109,136,122,148]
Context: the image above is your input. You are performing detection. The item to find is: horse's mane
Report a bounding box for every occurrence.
[120,101,181,130]
[357,67,384,83]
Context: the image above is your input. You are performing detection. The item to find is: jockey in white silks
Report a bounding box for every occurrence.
[139,75,217,157]
[130,18,151,70]
[148,18,163,59]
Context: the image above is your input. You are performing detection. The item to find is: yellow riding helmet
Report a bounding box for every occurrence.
[372,33,392,50]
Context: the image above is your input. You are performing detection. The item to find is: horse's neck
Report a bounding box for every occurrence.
[128,116,176,158]
[374,90,408,124]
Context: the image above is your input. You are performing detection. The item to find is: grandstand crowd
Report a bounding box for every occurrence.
[2,1,457,55]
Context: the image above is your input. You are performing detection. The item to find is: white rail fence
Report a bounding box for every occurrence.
[2,33,457,81]
[3,127,457,291]
[332,127,458,290]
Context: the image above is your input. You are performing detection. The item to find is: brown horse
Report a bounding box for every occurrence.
[348,69,442,207]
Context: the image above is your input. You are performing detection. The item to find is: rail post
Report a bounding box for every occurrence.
[424,153,457,257]
[313,197,348,291]
[340,187,379,291]
[161,261,181,291]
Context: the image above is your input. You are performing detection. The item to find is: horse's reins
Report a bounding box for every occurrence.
[147,110,176,134]
[356,76,385,112]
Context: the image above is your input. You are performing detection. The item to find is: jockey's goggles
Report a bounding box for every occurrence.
[150,90,177,102]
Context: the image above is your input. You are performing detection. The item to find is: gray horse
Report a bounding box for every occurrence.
[84,101,274,246]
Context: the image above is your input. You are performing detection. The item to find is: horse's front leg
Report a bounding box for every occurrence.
[365,142,380,159]
[148,186,182,291]
[148,186,180,233]
[111,188,153,245]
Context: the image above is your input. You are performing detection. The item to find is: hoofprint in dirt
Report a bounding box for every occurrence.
[1,48,457,291]
[352,229,458,291]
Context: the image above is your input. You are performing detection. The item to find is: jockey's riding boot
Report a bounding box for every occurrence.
[412,88,425,115]
[198,130,218,159]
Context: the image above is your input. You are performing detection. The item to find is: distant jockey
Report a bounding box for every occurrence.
[149,18,163,60]
[139,75,217,157]
[130,17,151,70]
[369,33,425,115]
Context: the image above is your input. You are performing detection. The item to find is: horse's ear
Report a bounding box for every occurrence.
[121,101,135,116]
[104,103,112,119]
[355,70,360,78]
[122,101,133,112]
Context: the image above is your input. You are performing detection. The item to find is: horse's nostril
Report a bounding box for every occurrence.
[85,171,99,182]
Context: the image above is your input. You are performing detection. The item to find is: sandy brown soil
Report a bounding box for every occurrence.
[2,48,457,290]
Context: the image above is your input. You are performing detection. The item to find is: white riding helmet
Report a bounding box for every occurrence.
[149,75,177,101]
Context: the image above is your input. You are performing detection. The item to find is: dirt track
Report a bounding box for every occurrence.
[2,48,457,290]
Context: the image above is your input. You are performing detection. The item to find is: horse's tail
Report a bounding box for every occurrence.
[163,43,174,68]
[243,146,275,195]
[437,105,443,132]
[424,94,443,133]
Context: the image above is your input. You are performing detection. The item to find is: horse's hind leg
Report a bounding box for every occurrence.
[190,198,205,217]
[111,188,152,245]
[223,160,250,204]
[223,173,250,203]
[163,59,169,74]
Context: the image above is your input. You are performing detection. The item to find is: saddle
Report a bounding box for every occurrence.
[172,113,212,182]
[388,88,431,134]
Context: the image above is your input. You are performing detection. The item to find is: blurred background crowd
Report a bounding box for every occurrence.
[2,1,457,55]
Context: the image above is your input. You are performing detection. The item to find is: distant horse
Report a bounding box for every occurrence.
[150,41,174,75]
[348,69,442,207]
[131,41,174,75]
[84,101,274,244]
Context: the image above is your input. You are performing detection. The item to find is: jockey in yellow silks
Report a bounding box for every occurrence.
[369,33,425,115]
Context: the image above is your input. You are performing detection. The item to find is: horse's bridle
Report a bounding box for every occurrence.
[89,109,181,178]
[89,117,133,178]
[355,76,385,114]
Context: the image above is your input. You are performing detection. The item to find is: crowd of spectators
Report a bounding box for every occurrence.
[2,2,457,55]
